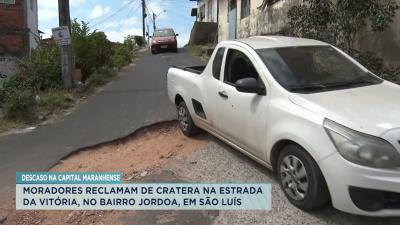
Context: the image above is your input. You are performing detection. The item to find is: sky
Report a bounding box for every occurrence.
[38,0,197,47]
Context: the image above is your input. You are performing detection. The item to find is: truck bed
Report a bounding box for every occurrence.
[172,65,206,75]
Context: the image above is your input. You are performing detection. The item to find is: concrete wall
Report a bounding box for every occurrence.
[189,21,218,45]
[356,0,400,65]
[217,0,229,41]
[198,0,218,23]
[237,0,301,38]
[218,0,301,41]
[217,0,400,65]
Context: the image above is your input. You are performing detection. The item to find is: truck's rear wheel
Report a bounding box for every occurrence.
[177,101,200,137]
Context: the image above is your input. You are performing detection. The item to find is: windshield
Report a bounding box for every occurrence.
[153,29,175,37]
[257,46,382,93]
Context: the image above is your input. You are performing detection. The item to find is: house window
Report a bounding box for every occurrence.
[241,0,250,19]
[0,0,16,4]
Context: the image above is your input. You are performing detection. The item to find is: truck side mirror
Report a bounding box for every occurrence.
[235,77,266,95]
[175,34,179,36]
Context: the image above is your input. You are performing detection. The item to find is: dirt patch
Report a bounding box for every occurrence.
[2,121,208,225]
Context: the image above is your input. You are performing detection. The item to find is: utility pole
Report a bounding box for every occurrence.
[58,0,74,88]
[147,24,150,48]
[153,13,156,31]
[141,0,146,47]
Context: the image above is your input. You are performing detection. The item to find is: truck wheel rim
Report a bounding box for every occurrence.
[178,106,188,131]
[280,155,309,201]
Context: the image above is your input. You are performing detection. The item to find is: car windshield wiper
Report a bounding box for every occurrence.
[289,77,382,92]
[288,84,328,92]
[324,78,381,88]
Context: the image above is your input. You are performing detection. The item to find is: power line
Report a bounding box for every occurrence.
[91,0,136,28]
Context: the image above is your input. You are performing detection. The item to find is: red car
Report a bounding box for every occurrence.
[151,28,178,54]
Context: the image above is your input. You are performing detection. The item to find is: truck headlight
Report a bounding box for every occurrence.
[324,119,400,169]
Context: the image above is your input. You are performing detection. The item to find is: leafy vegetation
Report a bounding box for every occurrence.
[286,0,399,83]
[134,36,145,47]
[287,0,399,51]
[71,19,113,80]
[0,20,139,128]
[189,46,203,57]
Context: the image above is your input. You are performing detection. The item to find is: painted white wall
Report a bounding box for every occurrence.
[197,0,218,23]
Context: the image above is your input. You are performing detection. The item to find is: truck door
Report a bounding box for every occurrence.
[214,47,268,159]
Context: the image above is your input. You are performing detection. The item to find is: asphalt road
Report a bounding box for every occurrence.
[164,137,400,225]
[0,49,202,202]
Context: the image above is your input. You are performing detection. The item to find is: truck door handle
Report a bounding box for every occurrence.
[218,91,228,99]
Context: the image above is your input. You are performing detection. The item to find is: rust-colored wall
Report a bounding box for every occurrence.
[0,0,27,56]
[0,0,24,29]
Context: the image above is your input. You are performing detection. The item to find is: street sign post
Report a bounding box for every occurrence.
[51,26,71,46]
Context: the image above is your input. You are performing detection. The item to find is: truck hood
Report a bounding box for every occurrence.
[289,81,400,136]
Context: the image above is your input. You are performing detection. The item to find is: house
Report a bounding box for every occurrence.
[217,0,301,40]
[0,0,39,83]
[193,0,400,65]
[195,0,218,23]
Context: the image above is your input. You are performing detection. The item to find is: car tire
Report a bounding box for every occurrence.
[277,144,330,211]
[174,48,178,53]
[151,50,156,54]
[177,101,200,137]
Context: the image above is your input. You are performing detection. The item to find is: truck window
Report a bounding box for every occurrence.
[224,49,259,85]
[212,48,225,80]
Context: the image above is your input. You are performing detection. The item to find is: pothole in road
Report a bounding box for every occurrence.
[51,121,208,176]
[2,121,209,225]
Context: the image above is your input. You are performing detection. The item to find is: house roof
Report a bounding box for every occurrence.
[237,36,329,49]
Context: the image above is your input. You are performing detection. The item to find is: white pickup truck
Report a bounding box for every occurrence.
[167,36,400,217]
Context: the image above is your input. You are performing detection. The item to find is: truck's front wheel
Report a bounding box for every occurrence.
[277,144,330,211]
[177,101,200,137]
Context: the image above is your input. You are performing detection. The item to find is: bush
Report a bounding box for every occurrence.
[189,46,203,57]
[134,36,144,47]
[111,45,132,68]
[1,74,34,103]
[86,66,116,88]
[38,90,75,114]
[287,0,399,52]
[15,45,62,92]
[382,66,400,84]
[0,45,62,120]
[71,19,112,80]
[286,0,400,83]
[2,89,36,121]
[350,50,400,83]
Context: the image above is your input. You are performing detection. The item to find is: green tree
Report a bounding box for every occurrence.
[71,19,112,80]
[124,35,137,52]
[91,31,112,68]
[111,44,132,68]
[134,36,144,47]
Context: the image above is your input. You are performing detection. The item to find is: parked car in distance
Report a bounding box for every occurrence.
[151,28,178,54]
[167,36,400,217]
